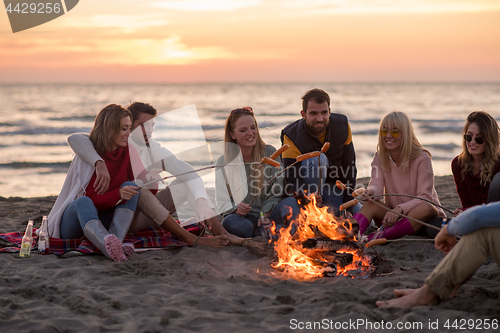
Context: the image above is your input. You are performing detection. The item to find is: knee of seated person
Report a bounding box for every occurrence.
[75,196,93,206]
[428,203,439,216]
[121,181,138,188]
[281,196,296,206]
[301,152,328,169]
[416,202,438,216]
[120,181,140,205]
[280,197,300,212]
[319,152,328,167]
[222,216,253,238]
[491,172,500,186]
[72,196,99,217]
[122,181,140,195]
[352,202,362,215]
[487,173,500,203]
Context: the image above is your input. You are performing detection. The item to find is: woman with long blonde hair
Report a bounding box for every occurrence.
[452,111,500,214]
[352,111,444,240]
[216,107,299,238]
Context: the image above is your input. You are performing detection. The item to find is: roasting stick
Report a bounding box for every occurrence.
[337,183,443,248]
[195,145,289,246]
[318,142,330,196]
[347,186,463,248]
[141,124,167,172]
[351,186,454,217]
[194,157,282,246]
[114,124,159,207]
[371,193,454,215]
[336,181,441,232]
[366,238,434,248]
[114,163,239,206]
[216,145,289,212]
[248,151,322,206]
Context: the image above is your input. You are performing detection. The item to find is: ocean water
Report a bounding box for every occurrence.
[1,82,500,198]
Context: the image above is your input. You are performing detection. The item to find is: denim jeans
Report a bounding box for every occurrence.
[60,181,140,239]
[299,153,361,215]
[222,197,300,238]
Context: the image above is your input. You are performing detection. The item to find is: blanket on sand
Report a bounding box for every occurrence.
[0,224,203,255]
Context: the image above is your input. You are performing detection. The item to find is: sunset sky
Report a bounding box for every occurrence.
[1,0,499,82]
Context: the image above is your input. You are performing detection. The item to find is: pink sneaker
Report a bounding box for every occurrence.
[122,243,135,259]
[104,234,127,262]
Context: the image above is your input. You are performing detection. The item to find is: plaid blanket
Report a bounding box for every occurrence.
[0,223,203,255]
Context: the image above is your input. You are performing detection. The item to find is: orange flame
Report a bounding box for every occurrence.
[272,195,373,280]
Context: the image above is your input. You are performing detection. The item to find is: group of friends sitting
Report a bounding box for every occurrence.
[46,88,500,308]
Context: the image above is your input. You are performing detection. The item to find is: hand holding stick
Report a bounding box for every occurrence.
[115,162,242,206]
[196,145,290,247]
[335,181,442,232]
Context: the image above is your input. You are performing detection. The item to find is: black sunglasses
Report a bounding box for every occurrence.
[464,134,484,145]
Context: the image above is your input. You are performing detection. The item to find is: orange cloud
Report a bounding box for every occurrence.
[0,0,499,82]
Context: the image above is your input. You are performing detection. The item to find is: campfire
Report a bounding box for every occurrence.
[271,195,375,280]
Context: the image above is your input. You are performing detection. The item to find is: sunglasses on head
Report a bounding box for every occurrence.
[464,134,484,144]
[379,129,400,138]
[230,106,253,115]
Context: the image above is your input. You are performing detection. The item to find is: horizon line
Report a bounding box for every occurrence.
[1,80,499,85]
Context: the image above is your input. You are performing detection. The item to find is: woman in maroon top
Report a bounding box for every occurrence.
[58,104,230,262]
[452,111,500,215]
[59,104,141,261]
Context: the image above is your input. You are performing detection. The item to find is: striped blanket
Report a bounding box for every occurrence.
[0,224,203,255]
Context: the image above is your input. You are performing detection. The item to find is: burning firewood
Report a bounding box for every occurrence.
[304,250,354,268]
[265,193,377,279]
[301,237,362,252]
[310,259,337,277]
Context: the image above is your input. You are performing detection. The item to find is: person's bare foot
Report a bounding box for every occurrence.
[196,235,229,248]
[207,217,248,246]
[449,282,464,298]
[227,234,248,246]
[394,288,418,297]
[376,285,439,308]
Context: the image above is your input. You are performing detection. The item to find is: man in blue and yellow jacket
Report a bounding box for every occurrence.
[280,88,358,215]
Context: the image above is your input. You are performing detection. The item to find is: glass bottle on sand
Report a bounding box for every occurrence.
[38,215,50,255]
[19,220,34,258]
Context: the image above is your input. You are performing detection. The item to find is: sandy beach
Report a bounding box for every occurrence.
[1,176,499,333]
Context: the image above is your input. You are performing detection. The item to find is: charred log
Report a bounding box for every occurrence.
[303,250,354,268]
[310,259,338,277]
[305,221,357,239]
[323,252,354,268]
[308,225,328,238]
[301,237,362,252]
